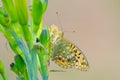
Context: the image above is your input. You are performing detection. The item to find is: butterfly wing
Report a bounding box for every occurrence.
[67,39,89,70]
[51,38,89,71]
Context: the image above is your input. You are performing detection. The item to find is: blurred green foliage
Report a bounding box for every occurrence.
[0,0,49,80]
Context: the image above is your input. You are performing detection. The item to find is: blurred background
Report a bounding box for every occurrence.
[0,0,120,80]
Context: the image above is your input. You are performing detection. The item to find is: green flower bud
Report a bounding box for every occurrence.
[1,0,17,23]
[14,0,28,25]
[14,54,26,72]
[10,62,18,75]
[42,0,48,13]
[32,0,43,26]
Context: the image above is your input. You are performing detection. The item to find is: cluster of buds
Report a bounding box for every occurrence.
[0,0,50,80]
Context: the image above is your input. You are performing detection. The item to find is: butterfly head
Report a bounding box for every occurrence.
[49,24,64,38]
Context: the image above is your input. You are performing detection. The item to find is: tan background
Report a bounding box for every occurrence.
[0,0,120,80]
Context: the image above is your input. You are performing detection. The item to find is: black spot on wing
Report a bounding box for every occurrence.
[72,45,75,49]
[78,52,81,55]
[73,48,77,53]
[76,60,78,62]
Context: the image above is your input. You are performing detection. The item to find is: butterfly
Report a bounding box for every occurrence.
[49,24,89,71]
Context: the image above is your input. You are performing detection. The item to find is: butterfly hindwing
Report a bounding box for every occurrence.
[51,38,89,70]
[68,40,89,70]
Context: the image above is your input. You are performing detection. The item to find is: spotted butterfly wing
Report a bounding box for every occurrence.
[49,24,89,71]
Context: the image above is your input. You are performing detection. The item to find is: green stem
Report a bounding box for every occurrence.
[38,51,48,80]
[10,30,38,80]
[21,25,32,48]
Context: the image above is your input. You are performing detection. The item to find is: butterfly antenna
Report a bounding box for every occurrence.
[56,12,63,31]
[56,12,76,33]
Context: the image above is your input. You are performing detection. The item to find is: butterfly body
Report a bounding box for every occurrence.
[49,24,89,71]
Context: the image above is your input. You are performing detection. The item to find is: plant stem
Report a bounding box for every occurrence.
[10,30,38,80]
[38,51,48,80]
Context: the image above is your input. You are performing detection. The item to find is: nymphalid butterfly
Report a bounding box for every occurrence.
[49,24,89,71]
